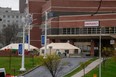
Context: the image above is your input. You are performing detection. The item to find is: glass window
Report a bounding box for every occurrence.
[7,15,10,18]
[76,28,79,34]
[71,28,75,34]
[67,28,70,34]
[12,15,14,18]
[7,20,10,23]
[16,20,18,23]
[3,15,5,18]
[63,28,67,34]
[3,24,6,27]
[16,16,18,18]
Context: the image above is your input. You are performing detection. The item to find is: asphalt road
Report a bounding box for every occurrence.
[22,57,91,77]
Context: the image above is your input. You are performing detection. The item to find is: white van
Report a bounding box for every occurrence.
[0,68,6,77]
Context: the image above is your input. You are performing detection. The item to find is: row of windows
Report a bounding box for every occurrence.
[46,27,116,35]
[2,15,21,18]
[61,27,116,34]
[2,20,19,23]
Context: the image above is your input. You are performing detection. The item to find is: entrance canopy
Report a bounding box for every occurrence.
[0,43,38,50]
[40,43,79,50]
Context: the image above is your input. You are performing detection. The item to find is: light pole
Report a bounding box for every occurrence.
[99,27,102,77]
[44,12,48,58]
[20,17,26,71]
[27,14,32,51]
[26,0,32,52]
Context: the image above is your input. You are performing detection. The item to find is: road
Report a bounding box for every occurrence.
[22,57,91,77]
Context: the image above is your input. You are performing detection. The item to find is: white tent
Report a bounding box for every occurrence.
[40,43,79,50]
[40,43,81,56]
[0,43,38,50]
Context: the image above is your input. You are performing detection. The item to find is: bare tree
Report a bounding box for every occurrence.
[42,54,61,77]
[1,23,21,45]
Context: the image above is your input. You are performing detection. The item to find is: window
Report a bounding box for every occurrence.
[7,15,10,18]
[5,10,8,12]
[7,20,10,23]
[3,24,6,27]
[3,15,5,18]
[63,28,67,34]
[16,20,18,23]
[16,16,18,18]
[12,15,14,18]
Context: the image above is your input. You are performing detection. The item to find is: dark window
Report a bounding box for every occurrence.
[3,15,5,18]
[65,50,69,54]
[7,15,10,18]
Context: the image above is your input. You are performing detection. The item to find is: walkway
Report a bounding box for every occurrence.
[72,58,103,77]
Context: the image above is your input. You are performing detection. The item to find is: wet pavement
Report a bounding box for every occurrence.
[22,57,91,77]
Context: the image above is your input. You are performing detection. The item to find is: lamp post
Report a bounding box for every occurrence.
[99,27,102,77]
[20,0,32,70]
[26,0,32,52]
[27,14,32,51]
[43,12,48,58]
[20,17,26,71]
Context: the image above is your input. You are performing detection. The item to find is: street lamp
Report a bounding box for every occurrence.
[27,14,33,52]
[20,17,26,71]
[43,12,48,58]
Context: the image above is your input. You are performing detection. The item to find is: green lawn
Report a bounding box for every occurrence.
[0,56,41,76]
[85,58,116,77]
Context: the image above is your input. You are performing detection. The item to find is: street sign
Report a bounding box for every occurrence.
[41,35,45,46]
[110,39,115,45]
[85,21,99,27]
[18,44,22,55]
[25,35,28,43]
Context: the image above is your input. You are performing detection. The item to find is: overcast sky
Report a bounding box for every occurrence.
[0,0,19,10]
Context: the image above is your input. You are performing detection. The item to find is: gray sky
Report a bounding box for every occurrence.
[0,0,19,10]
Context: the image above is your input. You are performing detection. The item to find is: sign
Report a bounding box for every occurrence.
[41,35,45,46]
[110,40,115,45]
[25,35,28,43]
[85,21,99,27]
[18,44,22,55]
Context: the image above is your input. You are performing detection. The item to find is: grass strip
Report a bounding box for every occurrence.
[85,58,116,77]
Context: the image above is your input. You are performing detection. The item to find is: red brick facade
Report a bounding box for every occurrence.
[28,0,116,56]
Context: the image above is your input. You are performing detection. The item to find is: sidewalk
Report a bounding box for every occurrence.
[72,58,103,77]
